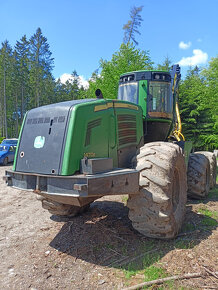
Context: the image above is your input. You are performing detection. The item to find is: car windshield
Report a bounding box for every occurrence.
[118,82,138,104]
[0,145,8,151]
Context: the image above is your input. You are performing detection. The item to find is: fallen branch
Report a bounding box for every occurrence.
[177,229,200,237]
[122,271,218,290]
[203,266,218,279]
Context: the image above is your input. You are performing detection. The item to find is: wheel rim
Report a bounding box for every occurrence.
[172,168,180,212]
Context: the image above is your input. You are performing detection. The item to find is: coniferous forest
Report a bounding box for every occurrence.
[0,26,217,150]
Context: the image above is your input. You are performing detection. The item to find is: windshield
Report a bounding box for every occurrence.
[148,81,172,115]
[0,145,9,151]
[118,82,138,104]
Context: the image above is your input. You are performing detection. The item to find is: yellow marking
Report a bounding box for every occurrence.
[94,102,138,111]
[94,102,113,112]
[84,152,96,157]
[114,103,139,110]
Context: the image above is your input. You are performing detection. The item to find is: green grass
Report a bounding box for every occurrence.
[122,196,128,205]
[181,223,195,232]
[123,252,162,278]
[198,205,218,227]
[201,217,218,226]
[144,266,168,282]
[198,207,218,219]
[174,240,197,249]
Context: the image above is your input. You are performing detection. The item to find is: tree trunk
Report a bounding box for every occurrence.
[3,68,8,138]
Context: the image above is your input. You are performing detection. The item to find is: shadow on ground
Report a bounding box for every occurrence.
[49,198,217,271]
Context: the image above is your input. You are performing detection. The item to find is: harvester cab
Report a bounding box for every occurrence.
[118,65,183,142]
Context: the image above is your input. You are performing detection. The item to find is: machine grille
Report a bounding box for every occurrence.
[117,114,137,146]
[85,118,101,146]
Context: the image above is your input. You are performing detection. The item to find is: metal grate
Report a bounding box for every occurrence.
[85,119,101,146]
[118,114,137,146]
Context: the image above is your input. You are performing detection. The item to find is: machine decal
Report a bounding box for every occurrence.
[34,136,45,149]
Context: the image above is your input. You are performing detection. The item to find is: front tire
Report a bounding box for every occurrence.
[127,142,187,239]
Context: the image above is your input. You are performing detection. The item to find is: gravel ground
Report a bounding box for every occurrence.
[0,164,217,289]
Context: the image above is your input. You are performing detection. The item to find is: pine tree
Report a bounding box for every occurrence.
[202,56,218,149]
[15,35,30,120]
[123,6,144,45]
[0,40,13,138]
[29,28,54,107]
[157,56,172,71]
[179,67,214,150]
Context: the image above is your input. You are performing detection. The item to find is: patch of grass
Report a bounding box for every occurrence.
[141,240,156,252]
[122,196,128,205]
[174,240,197,249]
[201,217,218,227]
[144,265,168,282]
[123,252,162,278]
[208,186,218,199]
[181,223,195,232]
[121,244,128,256]
[198,207,218,219]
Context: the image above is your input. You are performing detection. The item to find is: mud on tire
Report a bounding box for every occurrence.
[41,198,90,217]
[187,153,210,198]
[195,151,217,189]
[127,142,187,239]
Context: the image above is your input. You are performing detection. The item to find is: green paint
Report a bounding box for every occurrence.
[13,113,27,171]
[61,99,111,175]
[61,99,143,175]
[138,80,147,117]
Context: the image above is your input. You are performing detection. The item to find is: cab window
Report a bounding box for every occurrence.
[148,82,172,113]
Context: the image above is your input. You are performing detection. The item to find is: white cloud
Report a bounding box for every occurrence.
[179,41,192,50]
[57,73,89,89]
[178,49,208,67]
[197,38,202,42]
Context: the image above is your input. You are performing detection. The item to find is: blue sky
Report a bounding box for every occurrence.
[0,0,217,83]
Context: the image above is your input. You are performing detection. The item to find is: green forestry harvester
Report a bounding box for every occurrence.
[4,65,217,239]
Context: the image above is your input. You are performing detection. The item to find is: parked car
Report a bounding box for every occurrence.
[1,138,18,146]
[0,144,17,165]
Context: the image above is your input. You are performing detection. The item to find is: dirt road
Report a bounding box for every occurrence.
[0,165,217,289]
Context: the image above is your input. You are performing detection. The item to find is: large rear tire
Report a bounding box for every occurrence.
[127,142,187,239]
[187,153,210,198]
[41,198,90,217]
[195,151,217,189]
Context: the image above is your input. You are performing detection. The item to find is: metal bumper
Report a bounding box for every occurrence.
[4,169,139,200]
